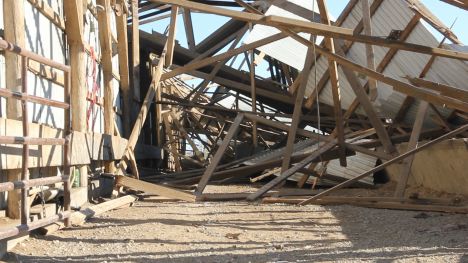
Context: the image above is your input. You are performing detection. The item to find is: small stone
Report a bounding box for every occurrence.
[274,244,284,250]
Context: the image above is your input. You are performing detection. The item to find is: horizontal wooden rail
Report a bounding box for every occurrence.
[0,136,66,145]
[0,176,67,192]
[0,38,70,72]
[0,88,70,109]
[0,211,71,240]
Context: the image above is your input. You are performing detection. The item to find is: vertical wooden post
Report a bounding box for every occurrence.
[131,0,140,112]
[116,0,131,138]
[64,0,88,187]
[4,0,25,219]
[165,5,179,67]
[97,0,115,173]
[361,0,378,100]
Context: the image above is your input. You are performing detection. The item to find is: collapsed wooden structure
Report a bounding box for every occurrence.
[1,0,468,243]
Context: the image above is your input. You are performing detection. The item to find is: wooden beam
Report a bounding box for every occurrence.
[165,5,179,66]
[305,0,387,109]
[407,77,468,102]
[97,0,115,173]
[194,114,244,196]
[4,0,26,220]
[317,0,346,167]
[299,123,468,205]
[116,175,196,202]
[439,0,468,10]
[116,0,131,138]
[182,8,196,50]
[361,0,378,100]
[131,0,141,104]
[64,0,87,188]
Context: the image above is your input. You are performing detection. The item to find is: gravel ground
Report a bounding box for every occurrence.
[4,197,468,263]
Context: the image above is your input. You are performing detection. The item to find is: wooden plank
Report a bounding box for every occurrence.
[165,5,179,66]
[299,123,468,205]
[317,0,346,167]
[194,114,244,196]
[182,8,196,50]
[116,175,196,202]
[131,0,141,103]
[116,0,131,137]
[394,101,429,197]
[361,0,378,100]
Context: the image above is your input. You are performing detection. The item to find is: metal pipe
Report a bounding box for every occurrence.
[0,176,67,192]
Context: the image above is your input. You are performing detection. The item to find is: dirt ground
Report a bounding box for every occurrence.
[3,185,468,263]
